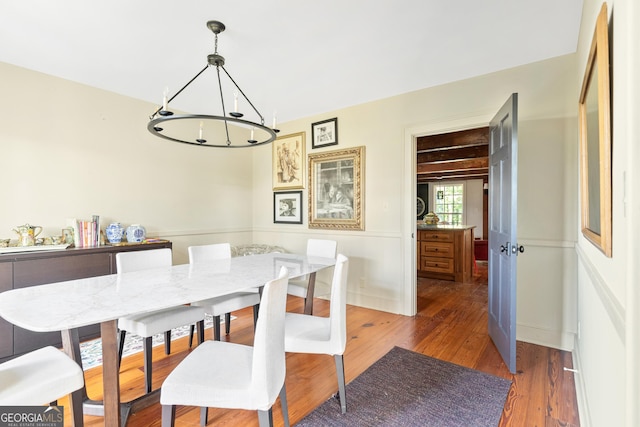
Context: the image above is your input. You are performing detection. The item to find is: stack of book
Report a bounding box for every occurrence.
[67,215,101,248]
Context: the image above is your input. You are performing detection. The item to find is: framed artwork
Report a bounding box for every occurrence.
[274,191,303,224]
[273,132,305,190]
[311,117,338,149]
[579,3,612,257]
[308,146,364,230]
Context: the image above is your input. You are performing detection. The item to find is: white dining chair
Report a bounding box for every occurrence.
[284,253,349,413]
[161,267,290,427]
[287,238,337,314]
[116,248,206,393]
[0,346,84,420]
[188,243,261,341]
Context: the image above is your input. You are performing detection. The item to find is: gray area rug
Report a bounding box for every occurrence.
[296,346,511,427]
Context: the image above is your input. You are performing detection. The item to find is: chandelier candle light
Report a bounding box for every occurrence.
[148,20,279,147]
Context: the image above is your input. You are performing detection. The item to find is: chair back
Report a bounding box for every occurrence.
[251,266,289,409]
[307,239,337,258]
[329,254,349,354]
[188,243,232,264]
[116,248,172,273]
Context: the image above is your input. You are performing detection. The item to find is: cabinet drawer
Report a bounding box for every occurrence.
[421,256,454,274]
[421,242,454,258]
[419,230,453,242]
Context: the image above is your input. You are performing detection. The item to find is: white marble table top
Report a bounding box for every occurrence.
[0,253,335,332]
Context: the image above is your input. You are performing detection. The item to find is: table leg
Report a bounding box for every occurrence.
[303,272,317,315]
[60,328,84,427]
[100,320,121,427]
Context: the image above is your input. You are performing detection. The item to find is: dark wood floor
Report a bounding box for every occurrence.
[65,262,580,426]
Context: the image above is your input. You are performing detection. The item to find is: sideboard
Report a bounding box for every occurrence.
[417,225,475,282]
[0,241,172,363]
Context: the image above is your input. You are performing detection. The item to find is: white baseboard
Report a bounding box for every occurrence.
[517,324,575,351]
[571,337,591,427]
[346,291,403,314]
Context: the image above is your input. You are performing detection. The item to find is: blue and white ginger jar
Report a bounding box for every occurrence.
[105,222,125,244]
[126,224,146,243]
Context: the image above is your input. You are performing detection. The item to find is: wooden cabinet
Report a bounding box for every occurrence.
[0,241,171,362]
[417,226,474,282]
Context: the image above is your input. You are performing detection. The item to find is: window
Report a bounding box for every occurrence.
[432,183,464,225]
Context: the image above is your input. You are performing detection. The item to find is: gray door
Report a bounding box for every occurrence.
[488,93,518,374]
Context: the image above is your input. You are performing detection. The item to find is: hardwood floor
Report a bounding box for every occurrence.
[64,262,580,426]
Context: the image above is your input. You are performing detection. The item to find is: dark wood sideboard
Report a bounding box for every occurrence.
[0,241,172,363]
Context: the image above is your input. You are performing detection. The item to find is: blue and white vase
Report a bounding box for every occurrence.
[126,224,146,243]
[105,222,125,244]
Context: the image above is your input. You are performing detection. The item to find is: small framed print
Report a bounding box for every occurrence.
[274,191,303,224]
[273,132,305,190]
[311,117,338,149]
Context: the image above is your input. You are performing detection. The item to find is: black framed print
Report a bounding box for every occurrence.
[311,117,338,149]
[274,191,303,224]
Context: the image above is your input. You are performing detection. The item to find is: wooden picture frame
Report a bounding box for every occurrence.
[311,117,338,149]
[309,146,364,230]
[274,191,303,224]
[273,132,305,190]
[579,3,612,257]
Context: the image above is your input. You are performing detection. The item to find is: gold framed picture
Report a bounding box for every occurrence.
[578,3,612,257]
[272,132,305,190]
[308,146,364,231]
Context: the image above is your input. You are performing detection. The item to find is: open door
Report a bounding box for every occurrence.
[488,93,519,374]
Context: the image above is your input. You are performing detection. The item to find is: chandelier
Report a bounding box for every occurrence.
[147,20,279,148]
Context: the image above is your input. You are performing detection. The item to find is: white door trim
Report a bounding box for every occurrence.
[402,112,494,316]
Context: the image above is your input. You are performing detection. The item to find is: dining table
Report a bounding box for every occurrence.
[0,252,336,427]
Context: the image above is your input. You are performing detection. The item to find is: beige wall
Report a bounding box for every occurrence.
[0,62,255,264]
[573,0,640,426]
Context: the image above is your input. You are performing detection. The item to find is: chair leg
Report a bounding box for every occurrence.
[225,312,231,335]
[200,407,208,427]
[118,329,127,367]
[143,336,153,393]
[334,354,347,414]
[189,324,195,347]
[252,304,260,329]
[197,319,205,344]
[164,330,171,355]
[279,384,290,427]
[69,388,84,427]
[213,315,221,341]
[161,404,176,427]
[257,408,274,427]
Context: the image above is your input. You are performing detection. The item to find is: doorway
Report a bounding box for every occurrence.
[402,115,493,316]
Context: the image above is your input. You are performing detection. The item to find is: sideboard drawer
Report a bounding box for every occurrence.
[421,242,454,258]
[419,230,454,242]
[421,256,454,274]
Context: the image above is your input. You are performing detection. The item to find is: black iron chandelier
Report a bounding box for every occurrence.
[148,20,279,148]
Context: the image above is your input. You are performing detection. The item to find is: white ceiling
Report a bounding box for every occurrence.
[0,0,583,124]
